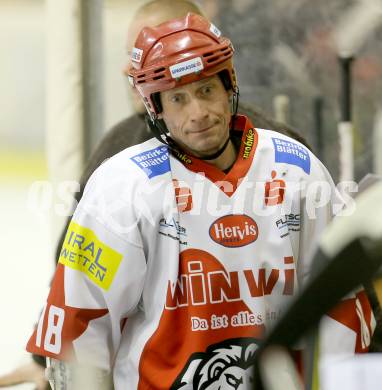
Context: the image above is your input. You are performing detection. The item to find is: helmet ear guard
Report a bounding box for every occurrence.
[145,115,169,146]
[150,93,163,116]
[218,69,232,91]
[231,85,240,117]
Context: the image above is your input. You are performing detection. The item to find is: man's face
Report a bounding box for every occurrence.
[159,75,232,158]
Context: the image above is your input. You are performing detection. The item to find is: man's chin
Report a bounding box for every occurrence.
[188,143,224,159]
[174,135,228,159]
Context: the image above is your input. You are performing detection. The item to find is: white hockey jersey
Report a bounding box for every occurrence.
[27,115,374,389]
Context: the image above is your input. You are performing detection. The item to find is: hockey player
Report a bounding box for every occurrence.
[0,3,311,390]
[26,12,374,390]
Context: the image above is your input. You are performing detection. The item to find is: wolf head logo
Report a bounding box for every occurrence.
[171,338,259,390]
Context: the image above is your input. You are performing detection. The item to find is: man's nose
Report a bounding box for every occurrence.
[188,98,209,123]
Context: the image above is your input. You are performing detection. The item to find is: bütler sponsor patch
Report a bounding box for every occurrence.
[131,145,170,179]
[272,137,311,174]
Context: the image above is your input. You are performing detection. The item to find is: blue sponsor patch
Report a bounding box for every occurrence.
[131,146,170,178]
[272,138,311,174]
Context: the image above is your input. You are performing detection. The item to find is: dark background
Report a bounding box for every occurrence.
[200,0,382,181]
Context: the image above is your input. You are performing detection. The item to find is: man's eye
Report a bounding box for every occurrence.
[202,86,212,94]
[170,95,182,103]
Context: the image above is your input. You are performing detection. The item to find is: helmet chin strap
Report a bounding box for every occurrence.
[145,88,240,161]
[197,135,231,160]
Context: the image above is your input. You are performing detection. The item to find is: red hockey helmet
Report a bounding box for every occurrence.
[126,13,237,119]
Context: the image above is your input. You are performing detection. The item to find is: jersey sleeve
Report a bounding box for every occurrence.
[26,165,147,371]
[297,155,375,355]
[297,155,344,285]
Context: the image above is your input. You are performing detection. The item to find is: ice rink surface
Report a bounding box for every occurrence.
[0,177,54,389]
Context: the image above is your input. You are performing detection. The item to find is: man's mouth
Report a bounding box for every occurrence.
[192,125,215,134]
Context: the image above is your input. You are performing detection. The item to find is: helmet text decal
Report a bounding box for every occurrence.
[169,57,204,79]
[131,47,143,63]
[210,23,222,38]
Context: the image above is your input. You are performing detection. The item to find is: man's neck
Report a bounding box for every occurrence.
[207,139,237,171]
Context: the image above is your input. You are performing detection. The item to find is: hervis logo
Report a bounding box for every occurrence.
[209,214,258,248]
